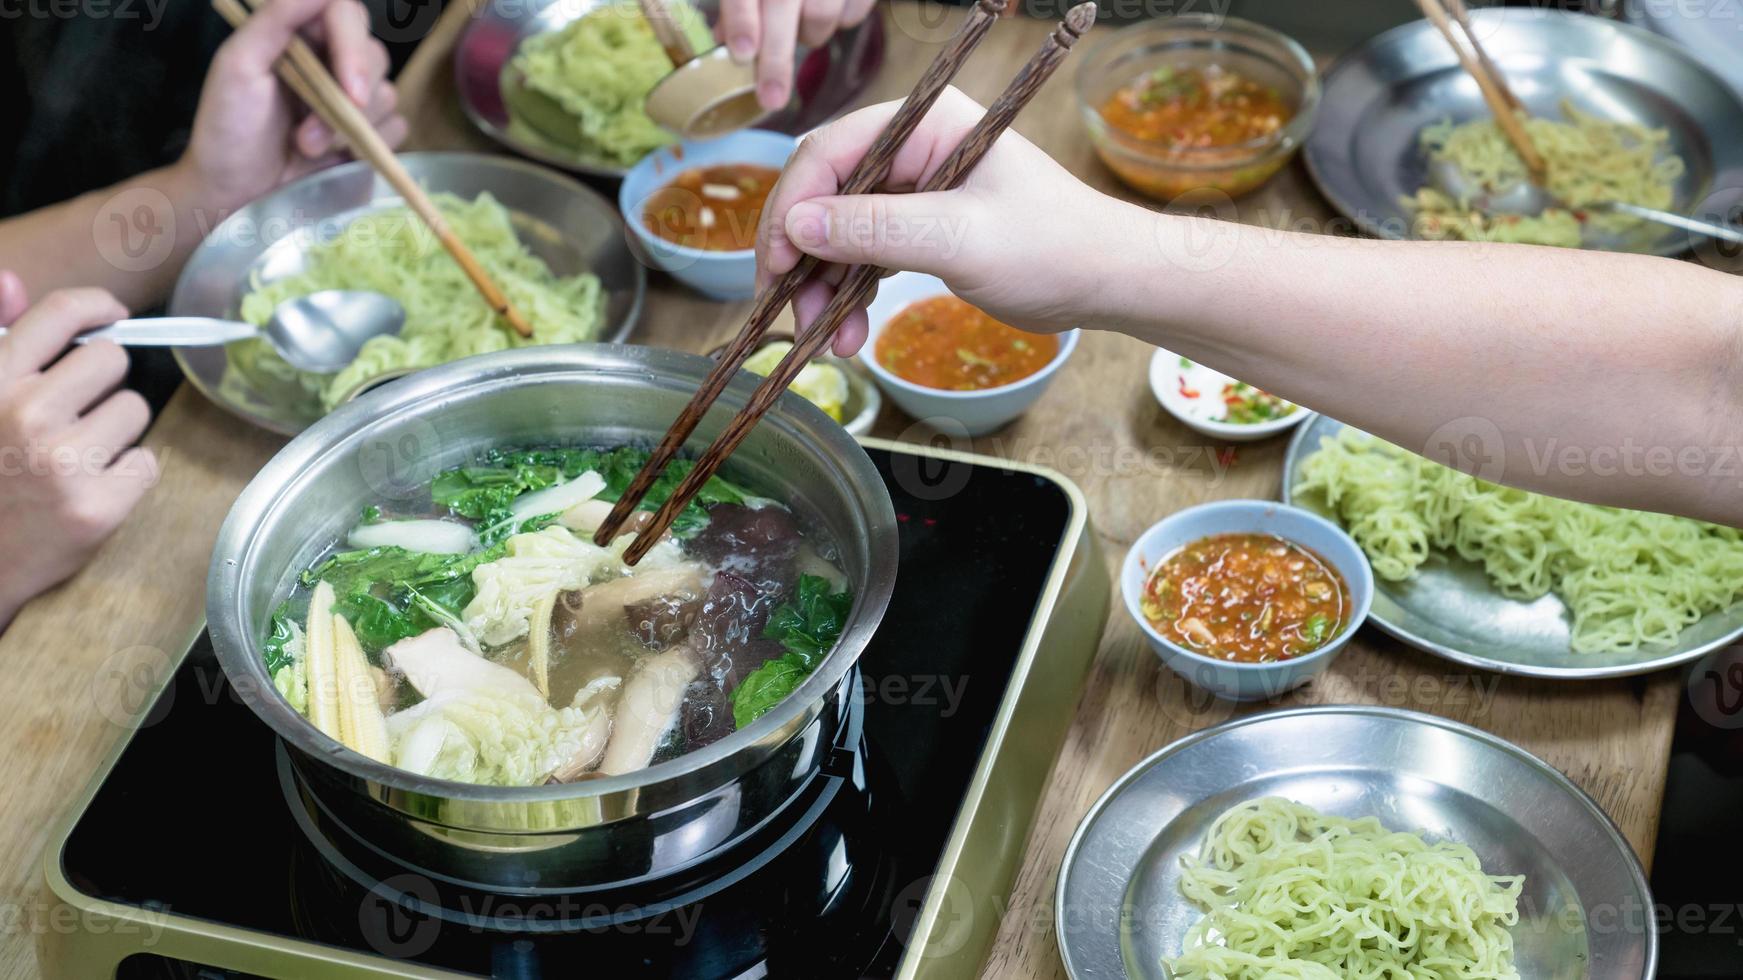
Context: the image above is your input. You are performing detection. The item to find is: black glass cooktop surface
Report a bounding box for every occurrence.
[61,447,1074,979]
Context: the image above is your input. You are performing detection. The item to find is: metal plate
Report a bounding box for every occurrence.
[454,0,886,179]
[1056,705,1655,980]
[168,152,644,436]
[1282,413,1743,678]
[1304,7,1743,256]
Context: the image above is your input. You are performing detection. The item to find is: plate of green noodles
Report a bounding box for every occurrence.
[1304,7,1743,255]
[453,0,886,178]
[168,152,644,435]
[1281,413,1743,678]
[1057,705,1655,979]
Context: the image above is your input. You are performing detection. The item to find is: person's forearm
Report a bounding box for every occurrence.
[0,162,223,312]
[1090,200,1743,525]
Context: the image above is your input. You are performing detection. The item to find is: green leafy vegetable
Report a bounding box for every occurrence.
[333,592,422,652]
[730,575,854,728]
[263,600,299,674]
[1299,612,1332,649]
[429,446,752,538]
[300,545,507,657]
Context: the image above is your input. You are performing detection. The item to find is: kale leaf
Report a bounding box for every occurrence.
[429,447,751,538]
[299,544,506,658]
[730,575,854,728]
[263,600,299,674]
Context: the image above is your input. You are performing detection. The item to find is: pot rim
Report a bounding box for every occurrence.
[206,343,898,806]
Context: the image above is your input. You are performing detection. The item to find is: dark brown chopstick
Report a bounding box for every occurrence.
[213,0,536,338]
[593,0,1011,546]
[620,2,1099,565]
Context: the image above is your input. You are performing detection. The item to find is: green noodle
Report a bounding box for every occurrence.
[508,1,713,167]
[1294,429,1743,653]
[1403,100,1685,248]
[223,192,604,414]
[1167,798,1524,980]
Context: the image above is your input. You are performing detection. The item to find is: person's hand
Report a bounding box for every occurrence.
[175,0,404,212]
[720,0,878,110]
[756,87,1133,355]
[0,280,157,630]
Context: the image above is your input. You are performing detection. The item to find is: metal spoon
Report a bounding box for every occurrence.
[0,290,406,374]
[1429,158,1743,245]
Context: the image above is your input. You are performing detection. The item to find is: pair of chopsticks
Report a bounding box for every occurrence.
[210,0,534,338]
[1412,0,1546,182]
[599,0,1099,565]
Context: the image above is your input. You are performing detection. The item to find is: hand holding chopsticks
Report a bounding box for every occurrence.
[606,2,1099,564]
[593,0,1013,547]
[210,0,536,338]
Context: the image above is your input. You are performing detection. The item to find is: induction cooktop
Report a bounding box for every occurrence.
[40,441,1108,980]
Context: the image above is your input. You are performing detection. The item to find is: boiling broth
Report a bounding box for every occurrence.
[263,444,852,787]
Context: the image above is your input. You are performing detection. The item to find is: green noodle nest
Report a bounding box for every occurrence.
[1167,798,1524,980]
[509,1,714,168]
[1403,101,1685,248]
[224,192,604,413]
[1294,429,1743,654]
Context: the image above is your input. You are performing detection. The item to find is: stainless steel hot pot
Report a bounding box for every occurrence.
[206,345,897,892]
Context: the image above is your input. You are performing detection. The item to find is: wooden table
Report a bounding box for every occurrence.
[0,3,1680,978]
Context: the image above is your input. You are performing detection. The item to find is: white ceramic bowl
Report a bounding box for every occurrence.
[837,363,882,437]
[860,272,1078,437]
[1121,499,1374,701]
[1149,347,1307,442]
[618,129,797,300]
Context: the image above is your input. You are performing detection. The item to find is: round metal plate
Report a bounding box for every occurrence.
[1304,7,1743,256]
[454,0,886,179]
[168,152,644,436]
[1056,705,1655,980]
[1282,412,1743,678]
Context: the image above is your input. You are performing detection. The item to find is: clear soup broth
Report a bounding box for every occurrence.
[263,445,852,787]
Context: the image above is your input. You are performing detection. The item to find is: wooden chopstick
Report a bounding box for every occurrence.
[619,2,1099,566]
[636,0,697,66]
[212,0,535,338]
[1443,0,1520,113]
[1413,0,1545,181]
[593,0,1011,546]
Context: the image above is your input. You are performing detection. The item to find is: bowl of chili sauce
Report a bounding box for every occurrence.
[1121,499,1373,701]
[1075,15,1319,201]
[859,272,1079,437]
[619,128,796,300]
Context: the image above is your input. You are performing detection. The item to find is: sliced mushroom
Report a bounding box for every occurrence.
[597,647,700,776]
[682,503,800,595]
[554,563,707,640]
[558,499,655,539]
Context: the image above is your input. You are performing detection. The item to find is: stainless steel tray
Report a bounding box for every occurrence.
[1057,705,1654,979]
[168,152,644,436]
[1283,412,1743,678]
[1304,7,1743,256]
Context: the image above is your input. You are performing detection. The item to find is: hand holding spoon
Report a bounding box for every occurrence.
[0,290,406,374]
